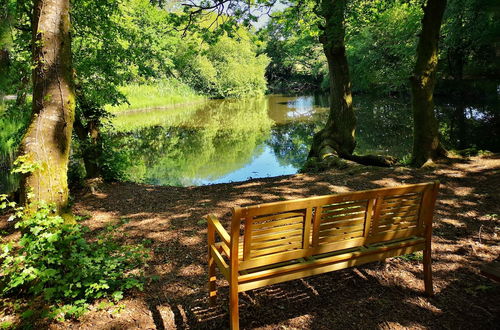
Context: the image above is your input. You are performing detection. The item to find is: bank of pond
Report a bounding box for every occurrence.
[1,93,499,193]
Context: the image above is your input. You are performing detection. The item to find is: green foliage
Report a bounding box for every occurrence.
[258,2,326,92]
[0,198,148,320]
[176,34,269,98]
[346,0,423,93]
[440,0,500,80]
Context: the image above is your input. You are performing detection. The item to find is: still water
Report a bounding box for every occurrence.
[0,93,498,192]
[107,93,499,186]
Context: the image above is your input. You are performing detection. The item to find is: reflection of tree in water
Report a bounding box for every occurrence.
[108,98,273,185]
[354,96,414,159]
[267,121,317,168]
[436,95,500,152]
[107,92,499,187]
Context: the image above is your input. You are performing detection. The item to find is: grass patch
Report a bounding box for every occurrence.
[398,251,423,262]
[106,78,205,113]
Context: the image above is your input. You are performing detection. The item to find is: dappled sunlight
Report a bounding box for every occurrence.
[67,155,500,329]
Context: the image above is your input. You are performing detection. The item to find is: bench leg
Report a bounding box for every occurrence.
[229,283,239,330]
[423,248,433,296]
[208,251,217,306]
[208,219,217,306]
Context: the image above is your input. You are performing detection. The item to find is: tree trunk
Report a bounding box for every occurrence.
[74,110,102,179]
[309,0,356,160]
[19,0,75,212]
[410,0,448,167]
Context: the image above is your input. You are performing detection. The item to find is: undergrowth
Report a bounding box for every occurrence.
[0,195,149,321]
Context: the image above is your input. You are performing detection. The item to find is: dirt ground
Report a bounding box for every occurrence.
[5,155,500,329]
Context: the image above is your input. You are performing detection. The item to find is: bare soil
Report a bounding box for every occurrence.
[5,155,500,329]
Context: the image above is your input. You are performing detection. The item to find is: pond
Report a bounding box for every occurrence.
[0,93,498,193]
[106,93,499,186]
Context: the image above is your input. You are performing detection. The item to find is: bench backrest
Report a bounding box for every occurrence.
[231,181,439,270]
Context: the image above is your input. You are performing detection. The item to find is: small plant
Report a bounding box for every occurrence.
[398,251,423,262]
[0,196,149,320]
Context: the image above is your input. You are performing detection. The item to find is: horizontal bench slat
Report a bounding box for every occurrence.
[252,216,303,230]
[318,231,364,244]
[251,234,303,249]
[250,242,303,258]
[251,228,303,243]
[252,212,305,223]
[320,212,366,222]
[319,218,365,231]
[251,222,304,237]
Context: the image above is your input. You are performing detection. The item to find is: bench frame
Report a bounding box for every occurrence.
[207,181,439,329]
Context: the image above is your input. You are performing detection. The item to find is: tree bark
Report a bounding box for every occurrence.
[19,0,75,212]
[410,0,448,167]
[309,0,356,160]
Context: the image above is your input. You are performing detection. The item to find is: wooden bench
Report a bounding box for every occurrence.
[207,181,439,329]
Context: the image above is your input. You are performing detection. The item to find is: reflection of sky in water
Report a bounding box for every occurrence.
[465,107,488,120]
[197,145,297,185]
[286,96,316,118]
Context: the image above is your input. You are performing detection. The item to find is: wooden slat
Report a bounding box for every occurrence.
[252,216,303,230]
[319,218,365,231]
[383,196,421,206]
[311,205,323,246]
[378,209,419,220]
[252,212,305,223]
[319,224,365,237]
[243,218,253,261]
[252,222,303,237]
[363,198,375,238]
[250,242,302,258]
[380,203,420,213]
[251,234,302,249]
[322,201,367,212]
[367,227,421,243]
[303,207,313,249]
[376,222,418,232]
[211,245,230,280]
[207,214,231,246]
[318,231,364,244]
[251,228,303,243]
[215,241,230,258]
[369,196,384,235]
[321,205,366,215]
[238,243,425,292]
[378,215,418,225]
[321,212,366,222]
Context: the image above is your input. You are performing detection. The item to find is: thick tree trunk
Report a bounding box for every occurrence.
[309,0,356,160]
[410,0,448,167]
[19,0,75,211]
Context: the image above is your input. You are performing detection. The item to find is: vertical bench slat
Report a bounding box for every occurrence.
[311,205,323,246]
[363,198,375,240]
[243,218,253,261]
[303,207,313,249]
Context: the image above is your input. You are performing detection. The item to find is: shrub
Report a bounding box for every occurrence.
[0,197,148,319]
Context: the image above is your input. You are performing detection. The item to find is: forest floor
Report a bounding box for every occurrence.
[4,154,500,329]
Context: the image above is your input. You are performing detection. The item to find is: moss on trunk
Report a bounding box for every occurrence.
[19,0,75,212]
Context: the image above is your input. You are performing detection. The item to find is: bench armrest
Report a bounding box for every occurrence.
[207,214,231,247]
